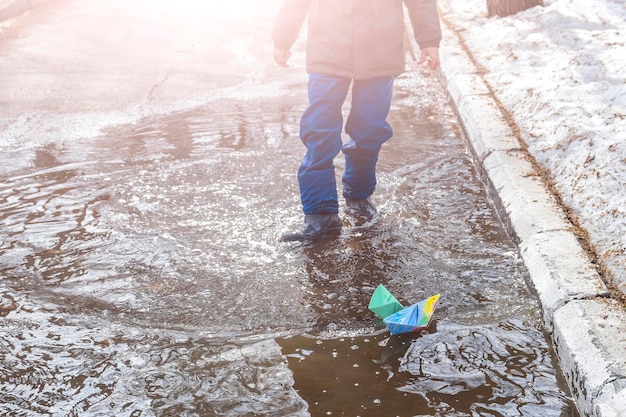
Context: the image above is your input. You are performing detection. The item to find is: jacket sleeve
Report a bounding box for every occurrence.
[404,0,442,49]
[271,0,312,50]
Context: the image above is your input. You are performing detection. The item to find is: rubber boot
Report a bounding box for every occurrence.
[281,213,342,242]
[344,197,378,220]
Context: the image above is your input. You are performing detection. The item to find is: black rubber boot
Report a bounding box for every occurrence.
[281,213,342,242]
[344,197,378,220]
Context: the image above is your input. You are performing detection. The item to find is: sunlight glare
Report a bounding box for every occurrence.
[143,0,279,19]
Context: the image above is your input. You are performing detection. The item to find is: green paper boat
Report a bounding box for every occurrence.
[368,284,404,319]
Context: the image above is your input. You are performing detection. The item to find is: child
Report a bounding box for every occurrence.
[273,0,442,241]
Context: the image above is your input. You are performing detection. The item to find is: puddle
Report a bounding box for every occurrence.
[0,71,578,415]
[0,4,578,414]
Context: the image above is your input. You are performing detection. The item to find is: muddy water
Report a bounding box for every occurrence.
[1,67,578,416]
[0,4,579,417]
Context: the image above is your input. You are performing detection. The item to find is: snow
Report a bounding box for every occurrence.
[438,0,626,299]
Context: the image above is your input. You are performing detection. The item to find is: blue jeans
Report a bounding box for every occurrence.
[298,73,394,214]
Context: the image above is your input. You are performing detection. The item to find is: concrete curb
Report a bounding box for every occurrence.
[0,0,51,22]
[439,21,626,417]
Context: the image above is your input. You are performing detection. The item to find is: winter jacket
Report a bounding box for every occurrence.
[272,0,442,80]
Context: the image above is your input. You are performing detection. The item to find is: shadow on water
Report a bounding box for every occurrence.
[0,66,579,415]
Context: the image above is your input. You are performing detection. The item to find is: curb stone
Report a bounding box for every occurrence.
[553,299,626,417]
[481,149,571,242]
[438,18,626,417]
[521,231,610,329]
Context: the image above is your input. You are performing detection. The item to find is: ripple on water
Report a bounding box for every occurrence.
[97,336,308,416]
[0,292,308,416]
[399,319,575,416]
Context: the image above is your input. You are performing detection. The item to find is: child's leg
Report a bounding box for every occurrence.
[342,76,395,200]
[298,73,351,214]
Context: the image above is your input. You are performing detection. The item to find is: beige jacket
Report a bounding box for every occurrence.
[272,0,442,79]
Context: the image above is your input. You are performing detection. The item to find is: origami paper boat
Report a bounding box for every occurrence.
[383,294,440,335]
[368,284,404,319]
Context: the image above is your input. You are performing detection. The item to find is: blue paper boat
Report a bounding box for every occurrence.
[383,294,440,335]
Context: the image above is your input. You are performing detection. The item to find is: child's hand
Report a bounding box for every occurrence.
[273,48,291,67]
[419,47,440,70]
